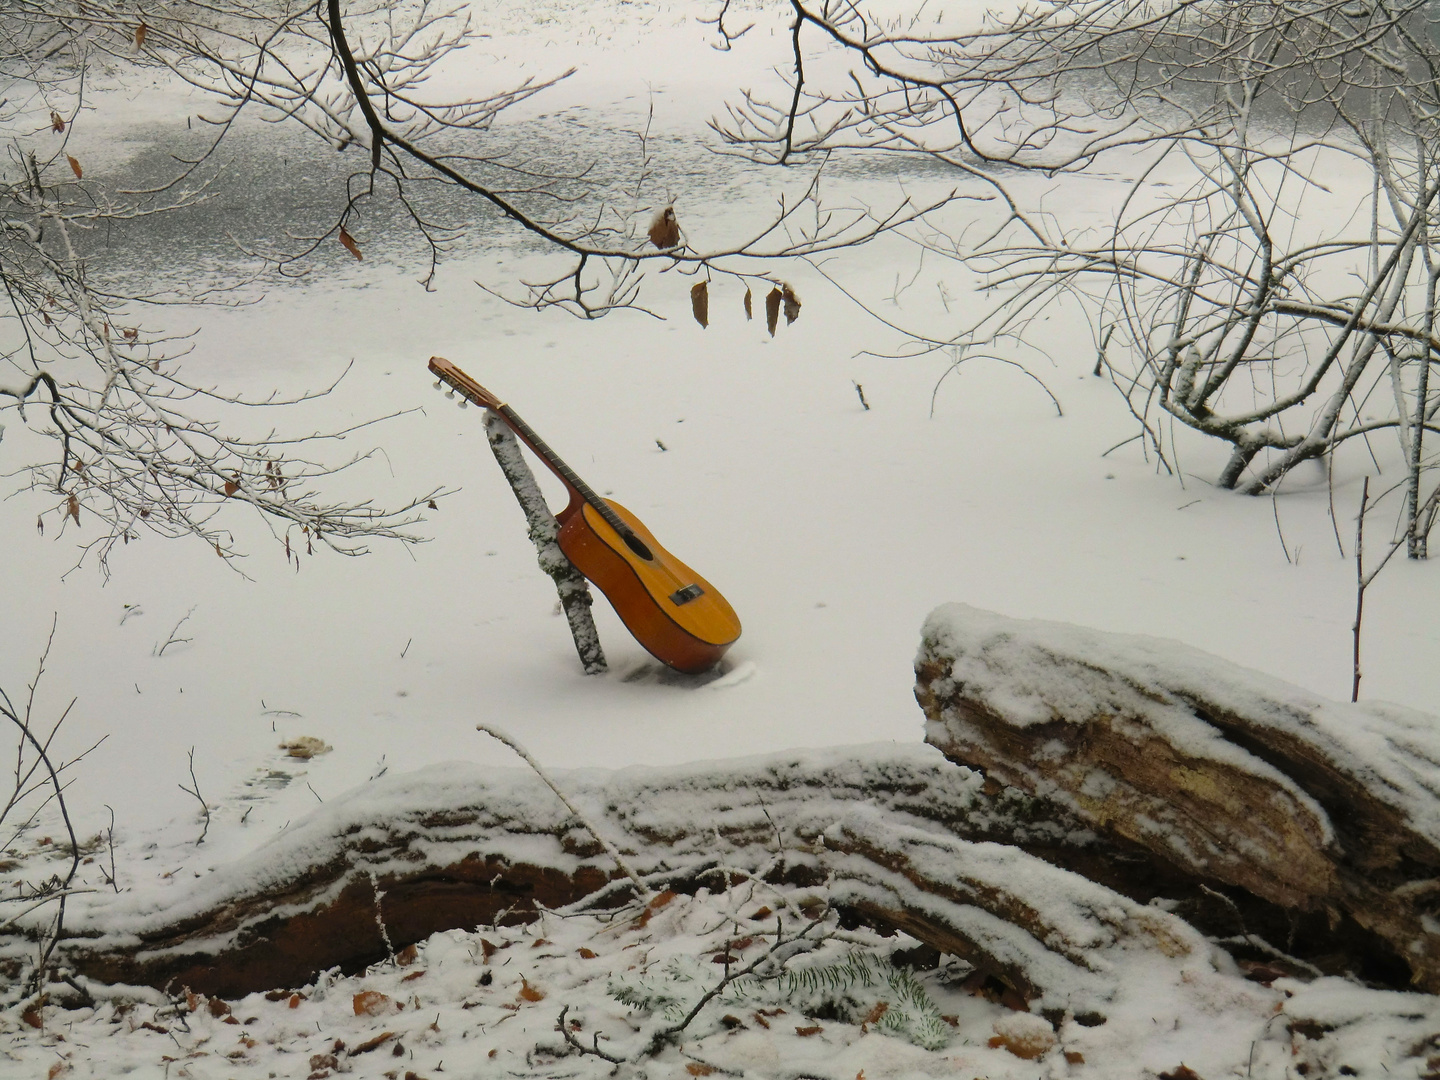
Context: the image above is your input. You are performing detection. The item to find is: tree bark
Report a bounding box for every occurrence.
[483,412,606,673]
[35,747,1210,1013]
[916,603,1440,991]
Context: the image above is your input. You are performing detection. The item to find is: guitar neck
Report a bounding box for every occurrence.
[496,405,627,531]
[428,357,632,537]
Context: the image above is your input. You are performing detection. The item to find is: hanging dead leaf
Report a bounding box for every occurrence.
[427,499,438,510]
[139,508,150,519]
[135,22,148,48]
[690,280,709,328]
[765,287,782,336]
[36,515,43,535]
[743,287,753,320]
[338,227,363,260]
[782,284,801,325]
[122,326,138,341]
[66,494,79,525]
[66,155,82,179]
[50,111,64,133]
[215,542,224,558]
[648,206,680,249]
[223,478,239,497]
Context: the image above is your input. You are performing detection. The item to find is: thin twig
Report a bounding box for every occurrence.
[476,724,650,901]
[177,747,210,845]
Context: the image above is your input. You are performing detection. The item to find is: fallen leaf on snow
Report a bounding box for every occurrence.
[990,1012,1057,1060]
[353,991,396,1016]
[352,1031,396,1054]
[280,736,332,759]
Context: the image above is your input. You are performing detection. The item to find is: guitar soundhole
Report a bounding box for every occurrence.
[670,584,705,606]
[622,531,654,561]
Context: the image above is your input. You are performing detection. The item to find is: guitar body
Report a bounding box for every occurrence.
[557,498,741,674]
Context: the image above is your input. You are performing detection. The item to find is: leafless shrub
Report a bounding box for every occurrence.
[0,619,104,999]
[722,0,1440,557]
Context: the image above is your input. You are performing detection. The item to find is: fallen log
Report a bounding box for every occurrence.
[22,744,1214,1017]
[916,603,1440,991]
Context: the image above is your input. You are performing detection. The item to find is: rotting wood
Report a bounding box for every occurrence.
[28,748,1186,1007]
[916,603,1440,991]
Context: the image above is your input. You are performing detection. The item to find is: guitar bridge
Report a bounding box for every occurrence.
[670,583,705,606]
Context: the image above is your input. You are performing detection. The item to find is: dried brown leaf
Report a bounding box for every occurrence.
[577,947,598,959]
[67,155,82,180]
[647,206,680,249]
[50,111,64,133]
[352,1031,396,1054]
[396,944,418,966]
[690,280,709,328]
[66,494,79,525]
[743,287,753,320]
[353,991,394,1017]
[765,287,782,336]
[135,23,148,47]
[686,1065,716,1077]
[338,228,363,261]
[782,284,801,325]
[517,978,544,1002]
[795,1025,823,1037]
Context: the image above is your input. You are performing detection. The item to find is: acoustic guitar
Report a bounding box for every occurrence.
[429,357,742,674]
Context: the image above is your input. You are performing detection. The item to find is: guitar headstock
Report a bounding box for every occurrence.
[428,356,504,410]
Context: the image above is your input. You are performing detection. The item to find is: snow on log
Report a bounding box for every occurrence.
[916,603,1440,991]
[41,745,1209,1012]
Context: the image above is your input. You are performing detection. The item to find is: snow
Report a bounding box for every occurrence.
[3,0,1440,1075]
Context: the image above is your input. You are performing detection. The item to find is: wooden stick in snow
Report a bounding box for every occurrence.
[483,411,607,674]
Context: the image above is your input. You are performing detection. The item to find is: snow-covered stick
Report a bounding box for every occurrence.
[482,412,606,674]
[475,723,649,901]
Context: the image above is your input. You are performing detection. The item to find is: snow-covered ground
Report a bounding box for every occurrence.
[3,0,1440,1075]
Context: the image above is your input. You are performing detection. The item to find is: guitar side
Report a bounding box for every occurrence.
[557,499,741,674]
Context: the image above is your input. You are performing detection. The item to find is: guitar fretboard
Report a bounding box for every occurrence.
[499,405,633,538]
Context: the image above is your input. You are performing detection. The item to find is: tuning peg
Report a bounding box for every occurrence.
[433,380,442,391]
[459,398,469,408]
[444,389,455,398]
